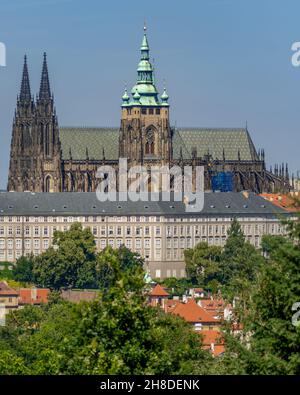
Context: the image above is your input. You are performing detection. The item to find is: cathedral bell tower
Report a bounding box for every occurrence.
[7,53,62,192]
[119,25,172,166]
[35,53,61,192]
[7,56,36,192]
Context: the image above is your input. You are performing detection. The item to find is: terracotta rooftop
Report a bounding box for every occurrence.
[260,193,300,213]
[171,299,220,323]
[201,330,224,346]
[149,284,169,297]
[201,330,225,356]
[0,281,18,296]
[200,299,225,312]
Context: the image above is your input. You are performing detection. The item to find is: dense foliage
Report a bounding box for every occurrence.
[2,216,300,375]
[0,246,211,375]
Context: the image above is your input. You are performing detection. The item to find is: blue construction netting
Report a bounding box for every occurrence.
[211,172,234,192]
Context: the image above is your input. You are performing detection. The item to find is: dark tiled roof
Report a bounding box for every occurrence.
[59,127,119,160]
[59,127,258,161]
[172,128,257,161]
[0,192,288,217]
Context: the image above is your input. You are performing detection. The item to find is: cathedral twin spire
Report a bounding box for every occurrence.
[20,55,31,101]
[19,52,52,104]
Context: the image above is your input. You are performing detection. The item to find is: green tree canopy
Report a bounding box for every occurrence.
[33,223,98,290]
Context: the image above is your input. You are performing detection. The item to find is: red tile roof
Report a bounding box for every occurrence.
[200,298,225,312]
[201,330,225,356]
[201,330,224,346]
[0,281,18,296]
[171,299,220,323]
[164,299,181,313]
[149,284,169,297]
[260,193,300,212]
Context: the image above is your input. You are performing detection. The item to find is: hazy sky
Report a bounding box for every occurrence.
[0,0,299,189]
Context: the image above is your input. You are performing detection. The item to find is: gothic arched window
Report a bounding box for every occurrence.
[145,126,155,156]
[45,175,52,192]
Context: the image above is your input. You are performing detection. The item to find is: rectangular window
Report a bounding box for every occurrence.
[155,108,160,115]
[43,239,49,249]
[149,108,154,115]
[141,108,147,114]
[144,239,151,249]
[117,239,122,248]
[125,239,132,249]
[108,239,114,247]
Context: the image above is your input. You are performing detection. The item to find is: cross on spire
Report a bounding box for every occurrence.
[20,55,31,101]
[39,52,51,100]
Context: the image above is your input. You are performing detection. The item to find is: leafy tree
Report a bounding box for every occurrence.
[184,242,222,287]
[221,214,300,374]
[33,223,98,290]
[0,247,212,375]
[220,218,263,301]
[96,245,144,293]
[12,256,35,283]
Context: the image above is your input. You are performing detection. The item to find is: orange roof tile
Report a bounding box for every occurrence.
[201,330,224,346]
[171,299,220,323]
[149,284,169,297]
[260,193,300,212]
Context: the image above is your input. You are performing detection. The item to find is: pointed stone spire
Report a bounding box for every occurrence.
[39,52,51,100]
[20,55,31,101]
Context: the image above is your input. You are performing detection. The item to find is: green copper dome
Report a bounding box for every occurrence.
[121,88,130,107]
[122,26,170,108]
[133,88,141,103]
[161,88,169,106]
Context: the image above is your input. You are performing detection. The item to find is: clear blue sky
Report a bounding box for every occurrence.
[0,0,299,189]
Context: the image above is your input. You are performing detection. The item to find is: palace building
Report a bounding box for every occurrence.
[0,191,292,278]
[7,27,290,194]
